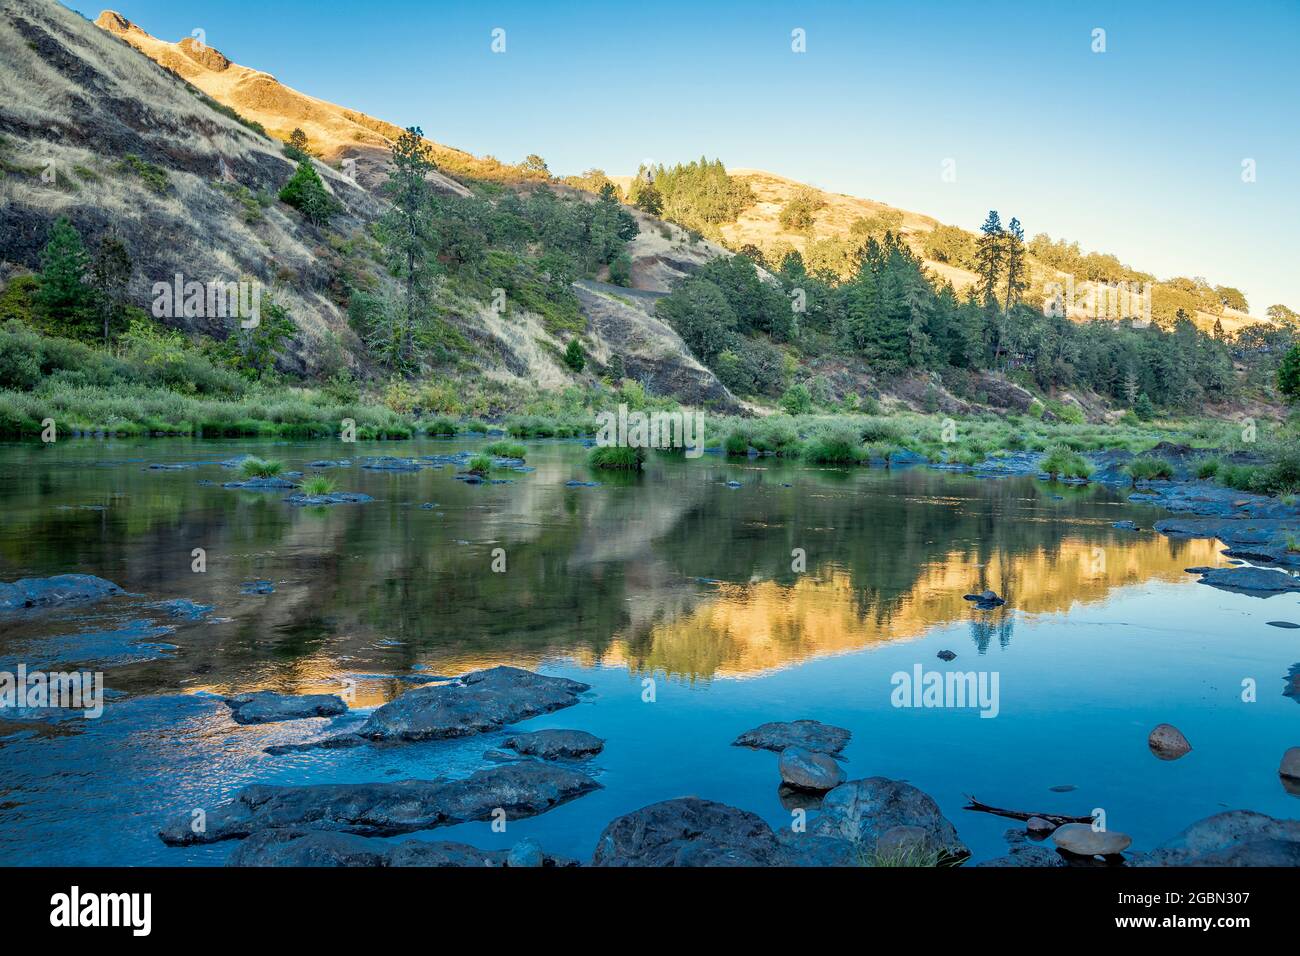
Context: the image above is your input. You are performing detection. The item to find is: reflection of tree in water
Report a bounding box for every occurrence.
[968,613,1015,654]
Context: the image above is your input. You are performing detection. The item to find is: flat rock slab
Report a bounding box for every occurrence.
[1197,567,1300,594]
[350,666,590,743]
[0,574,122,612]
[227,829,575,867]
[504,729,604,759]
[1132,810,1300,866]
[732,719,851,756]
[1267,621,1300,629]
[284,492,373,506]
[591,798,798,867]
[1052,823,1132,857]
[224,691,348,725]
[158,761,600,846]
[810,776,969,861]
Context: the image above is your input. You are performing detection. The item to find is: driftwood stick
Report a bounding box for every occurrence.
[962,795,1094,827]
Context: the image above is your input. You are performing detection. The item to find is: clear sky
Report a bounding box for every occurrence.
[66,0,1300,311]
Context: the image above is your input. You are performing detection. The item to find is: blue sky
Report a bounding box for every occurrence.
[68,0,1300,311]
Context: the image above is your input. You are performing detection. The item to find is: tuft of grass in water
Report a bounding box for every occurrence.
[1041,446,1091,480]
[588,446,645,470]
[484,440,526,460]
[240,457,284,479]
[466,454,493,476]
[1124,456,1174,485]
[300,475,335,496]
[1285,534,1300,554]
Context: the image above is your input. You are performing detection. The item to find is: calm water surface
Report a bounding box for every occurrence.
[1,437,1296,865]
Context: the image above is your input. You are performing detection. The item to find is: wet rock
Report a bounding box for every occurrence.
[1267,621,1300,629]
[1048,784,1077,793]
[778,746,846,792]
[591,798,791,867]
[147,598,214,620]
[0,620,176,670]
[1280,747,1300,780]
[159,761,600,846]
[344,666,589,743]
[1148,723,1192,760]
[506,837,544,868]
[875,824,933,859]
[227,829,575,867]
[240,580,275,595]
[1112,520,1140,531]
[222,477,298,490]
[361,457,422,472]
[1052,823,1131,858]
[0,574,122,612]
[1027,816,1057,836]
[1184,566,1217,574]
[777,784,826,814]
[963,589,1006,609]
[565,480,599,487]
[732,719,851,756]
[284,492,373,506]
[1133,810,1300,866]
[810,777,969,861]
[504,729,604,760]
[1197,567,1300,594]
[224,691,348,725]
[936,649,957,662]
[976,844,1066,867]
[775,830,857,866]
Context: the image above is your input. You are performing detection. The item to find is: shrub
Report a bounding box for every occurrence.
[802,423,865,464]
[279,160,339,225]
[240,457,284,478]
[485,440,526,459]
[1195,457,1221,480]
[466,454,493,476]
[424,416,458,435]
[1041,446,1090,480]
[780,382,813,415]
[1124,457,1174,484]
[588,445,645,470]
[563,338,586,373]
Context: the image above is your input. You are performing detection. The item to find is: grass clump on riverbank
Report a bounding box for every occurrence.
[240,457,284,478]
[301,475,336,495]
[1041,446,1091,480]
[1124,457,1174,484]
[484,440,526,459]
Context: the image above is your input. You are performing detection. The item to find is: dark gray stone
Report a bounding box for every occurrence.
[227,828,575,867]
[732,719,851,756]
[778,746,846,792]
[224,691,348,725]
[591,798,794,867]
[159,761,600,846]
[809,776,969,861]
[0,574,122,612]
[504,729,604,759]
[1197,567,1300,594]
[1133,810,1300,866]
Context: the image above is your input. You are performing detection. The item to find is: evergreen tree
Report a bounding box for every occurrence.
[564,338,586,373]
[1003,217,1026,313]
[377,126,438,371]
[37,217,94,337]
[974,210,1005,308]
[89,234,132,345]
[279,160,338,225]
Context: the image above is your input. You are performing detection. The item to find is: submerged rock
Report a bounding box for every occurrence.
[0,574,122,612]
[936,649,957,662]
[1112,520,1140,531]
[284,492,373,506]
[158,761,601,846]
[504,729,604,760]
[224,691,348,725]
[1267,621,1300,629]
[1133,810,1300,866]
[1148,723,1192,760]
[809,777,969,861]
[147,598,214,620]
[591,798,792,867]
[778,746,846,792]
[239,580,275,595]
[506,837,545,868]
[1026,816,1057,836]
[227,828,574,867]
[222,477,298,490]
[732,719,851,756]
[1197,566,1300,594]
[1052,823,1131,858]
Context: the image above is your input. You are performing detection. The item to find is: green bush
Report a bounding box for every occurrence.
[240,457,284,478]
[279,160,339,225]
[1195,457,1221,480]
[424,416,458,435]
[780,382,813,415]
[1041,446,1090,480]
[466,454,493,476]
[1124,457,1174,484]
[802,423,865,464]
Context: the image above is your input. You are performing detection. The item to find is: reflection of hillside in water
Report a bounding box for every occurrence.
[0,441,1224,693]
[591,535,1223,680]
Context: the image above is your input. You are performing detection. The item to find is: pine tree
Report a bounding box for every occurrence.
[377,126,438,371]
[37,217,93,336]
[1003,217,1026,314]
[279,160,338,225]
[974,210,1005,308]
